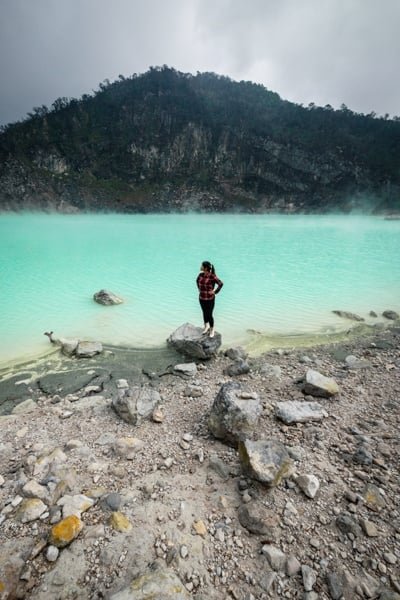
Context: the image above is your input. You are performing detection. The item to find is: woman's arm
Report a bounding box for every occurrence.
[213,275,224,294]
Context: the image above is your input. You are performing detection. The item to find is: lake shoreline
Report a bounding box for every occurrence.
[0,318,393,377]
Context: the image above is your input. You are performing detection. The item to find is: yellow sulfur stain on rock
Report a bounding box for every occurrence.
[0,581,5,592]
[49,515,83,548]
[109,511,132,532]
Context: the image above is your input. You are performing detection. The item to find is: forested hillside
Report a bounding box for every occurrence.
[1,66,399,212]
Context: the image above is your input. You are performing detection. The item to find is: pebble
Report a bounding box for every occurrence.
[384,552,397,565]
[46,545,59,562]
[302,565,317,591]
[180,545,189,559]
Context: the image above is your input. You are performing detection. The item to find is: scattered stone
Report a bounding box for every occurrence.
[57,493,95,518]
[174,362,198,377]
[259,363,282,378]
[183,384,203,397]
[208,381,261,446]
[225,347,248,361]
[295,474,320,499]
[193,520,207,537]
[359,518,379,537]
[302,565,317,591]
[275,400,327,424]
[109,511,132,532]
[303,369,339,398]
[261,545,286,572]
[46,545,59,562]
[109,566,189,599]
[152,407,164,422]
[286,555,301,576]
[224,359,250,376]
[237,503,280,540]
[11,399,37,414]
[384,552,397,565]
[345,355,372,369]
[114,437,144,459]
[103,492,121,511]
[362,483,386,511]
[15,498,47,523]
[21,480,49,501]
[208,455,230,480]
[336,513,362,537]
[49,515,84,548]
[239,439,293,487]
[116,379,129,389]
[112,385,161,425]
[180,545,189,559]
[353,445,373,465]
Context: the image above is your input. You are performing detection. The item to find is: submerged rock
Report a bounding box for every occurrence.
[167,322,221,359]
[332,310,365,321]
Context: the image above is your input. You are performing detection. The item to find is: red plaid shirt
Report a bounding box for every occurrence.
[196,272,223,300]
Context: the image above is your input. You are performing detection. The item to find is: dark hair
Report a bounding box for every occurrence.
[202,261,215,275]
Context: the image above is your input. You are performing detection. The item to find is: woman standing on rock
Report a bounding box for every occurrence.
[196,261,223,338]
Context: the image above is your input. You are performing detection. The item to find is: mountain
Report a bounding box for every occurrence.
[1,66,399,213]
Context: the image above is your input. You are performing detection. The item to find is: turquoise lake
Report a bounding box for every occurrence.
[0,213,399,366]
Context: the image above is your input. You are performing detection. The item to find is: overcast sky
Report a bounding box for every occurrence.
[0,0,399,126]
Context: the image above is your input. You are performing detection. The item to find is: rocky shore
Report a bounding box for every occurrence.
[0,323,399,599]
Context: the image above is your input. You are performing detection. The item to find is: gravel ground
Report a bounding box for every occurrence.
[0,324,399,599]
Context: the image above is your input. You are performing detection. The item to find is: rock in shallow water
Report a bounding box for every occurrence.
[93,289,123,305]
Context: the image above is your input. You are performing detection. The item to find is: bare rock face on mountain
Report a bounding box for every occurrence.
[167,322,221,359]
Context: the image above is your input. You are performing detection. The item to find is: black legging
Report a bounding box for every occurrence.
[200,298,215,327]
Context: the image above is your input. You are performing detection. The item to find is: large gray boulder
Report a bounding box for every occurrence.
[302,369,339,398]
[167,322,221,359]
[93,289,123,305]
[239,439,293,487]
[208,381,261,446]
[112,385,161,425]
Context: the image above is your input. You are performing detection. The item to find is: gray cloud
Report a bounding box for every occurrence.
[0,0,399,126]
